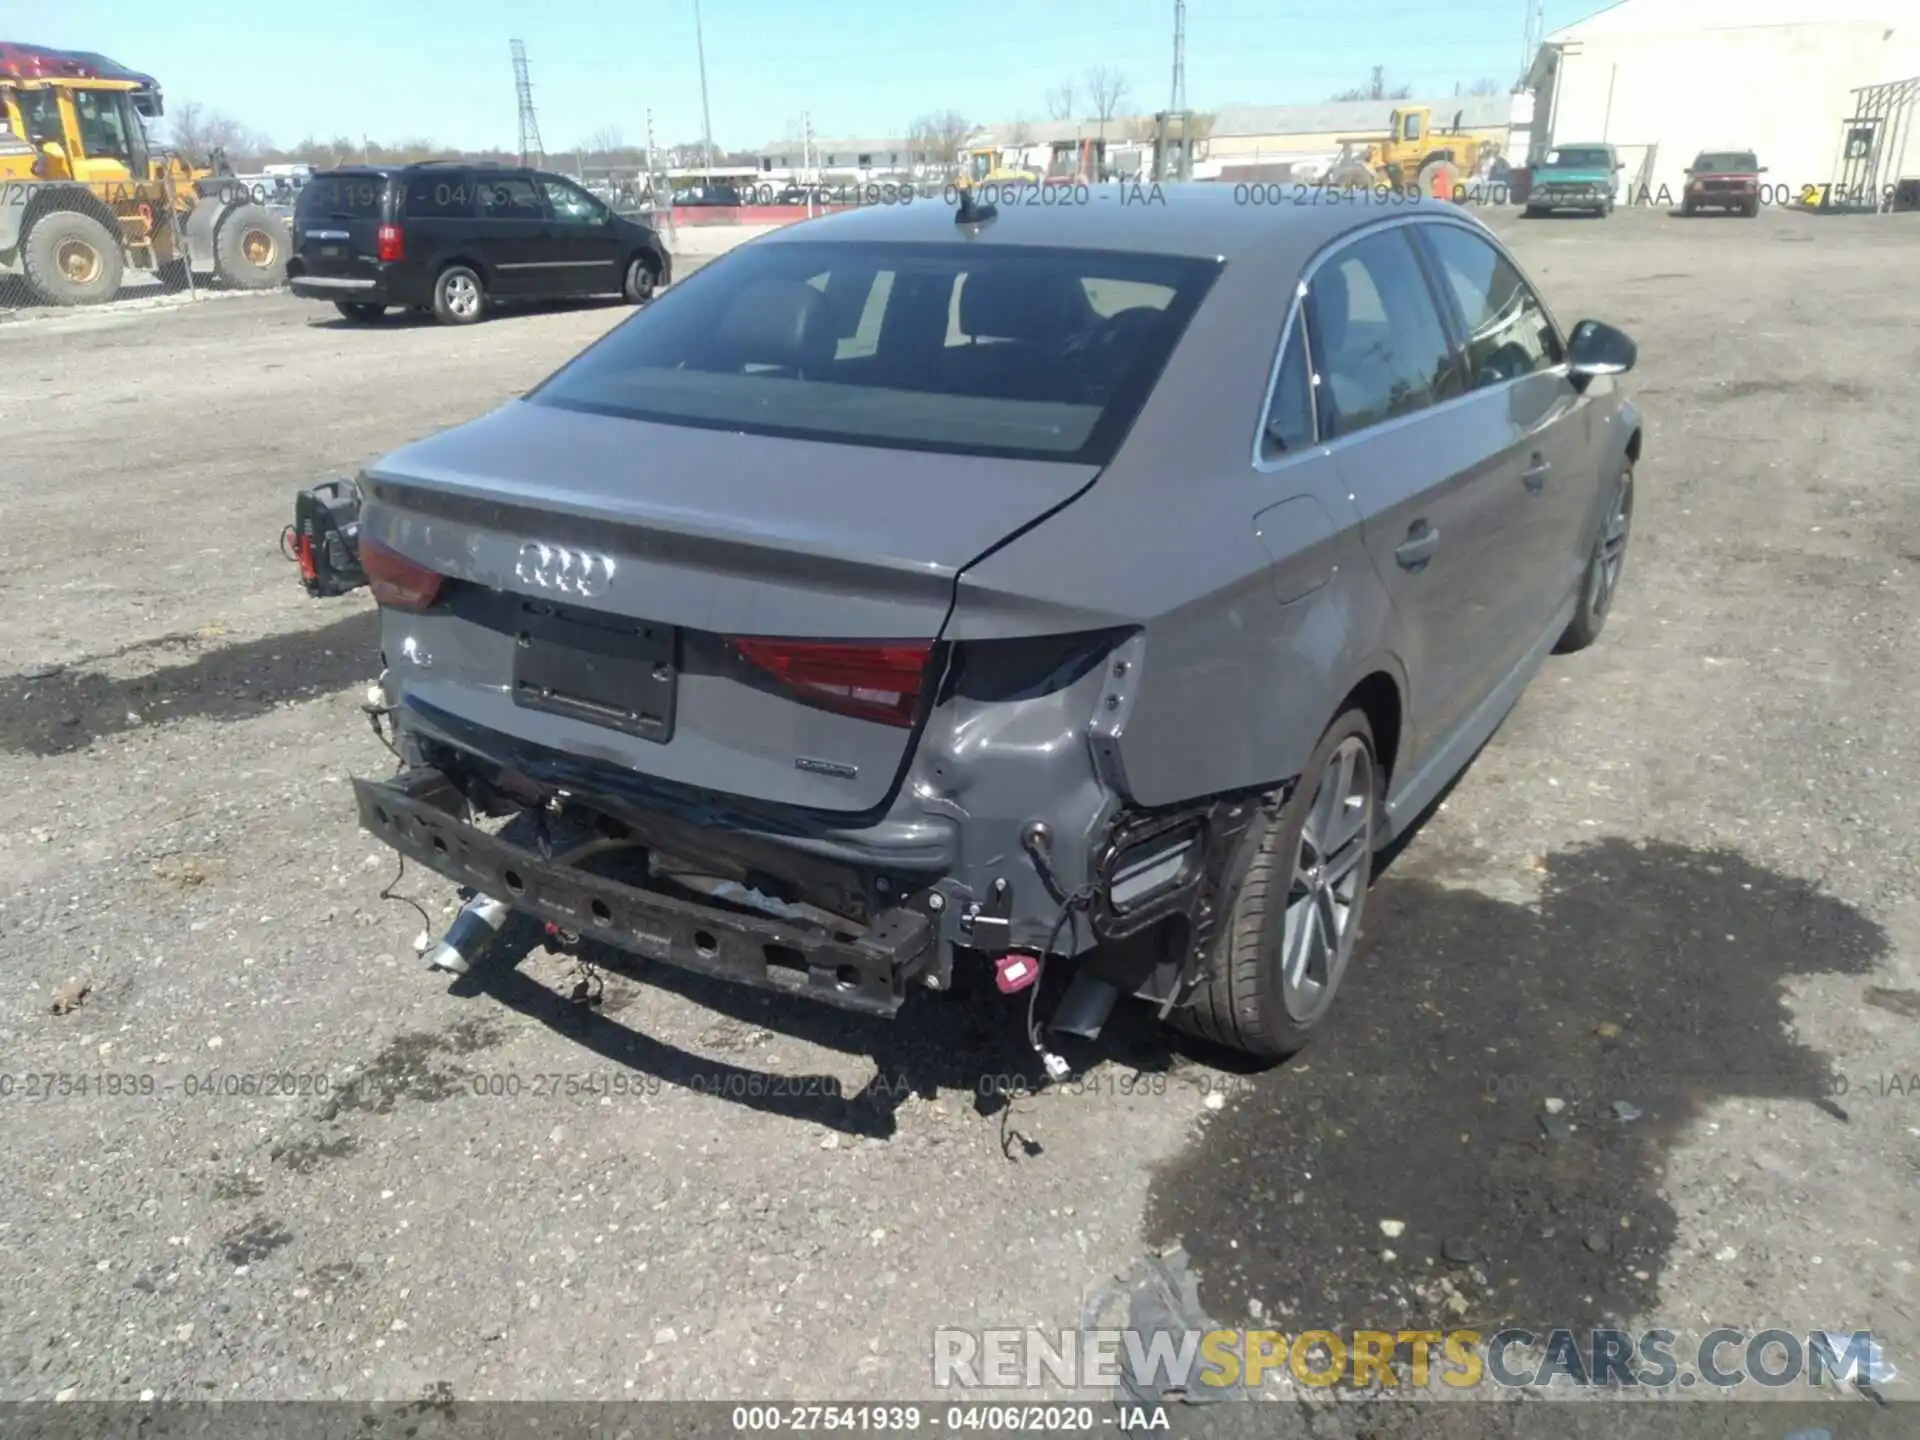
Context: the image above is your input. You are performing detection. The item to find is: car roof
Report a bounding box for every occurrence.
[755,181,1473,264]
[310,161,526,178]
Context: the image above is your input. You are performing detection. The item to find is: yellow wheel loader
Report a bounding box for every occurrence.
[1,43,290,306]
[1324,105,1499,199]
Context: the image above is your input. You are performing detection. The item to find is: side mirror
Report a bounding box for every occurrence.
[1759,165,1770,173]
[1568,319,1637,380]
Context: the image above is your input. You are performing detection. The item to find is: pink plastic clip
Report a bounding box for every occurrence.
[994,953,1040,994]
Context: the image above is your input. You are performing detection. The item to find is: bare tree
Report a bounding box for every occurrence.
[1328,65,1413,103]
[1085,65,1129,152]
[1045,81,1076,122]
[587,125,626,155]
[1467,76,1504,96]
[910,110,972,173]
[163,101,268,165]
[1008,114,1033,148]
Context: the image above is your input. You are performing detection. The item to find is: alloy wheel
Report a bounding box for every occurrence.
[1281,736,1375,1024]
[1589,469,1634,620]
[444,273,480,318]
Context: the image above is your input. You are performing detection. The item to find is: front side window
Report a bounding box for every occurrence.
[1416,224,1563,387]
[540,176,607,223]
[1304,229,1460,440]
[479,175,544,219]
[531,240,1220,463]
[72,88,131,161]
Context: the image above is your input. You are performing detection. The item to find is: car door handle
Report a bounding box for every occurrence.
[1394,523,1439,570]
[1522,456,1552,492]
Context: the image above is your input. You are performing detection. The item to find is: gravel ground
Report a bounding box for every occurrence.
[1,205,1916,1429]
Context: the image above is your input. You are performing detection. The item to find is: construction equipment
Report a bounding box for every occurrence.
[1325,106,1499,198]
[960,144,1039,186]
[1,41,290,306]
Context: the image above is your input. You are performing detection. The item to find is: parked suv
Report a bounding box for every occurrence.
[350,190,1641,1063]
[1523,144,1623,217]
[287,161,671,324]
[1682,150,1765,216]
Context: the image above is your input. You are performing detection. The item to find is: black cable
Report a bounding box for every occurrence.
[1025,883,1094,1057]
[377,853,435,941]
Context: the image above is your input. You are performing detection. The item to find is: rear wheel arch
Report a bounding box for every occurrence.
[1624,426,1643,464]
[1340,670,1404,796]
[437,253,490,285]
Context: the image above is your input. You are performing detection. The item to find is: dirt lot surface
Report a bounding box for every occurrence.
[2,206,1917,1433]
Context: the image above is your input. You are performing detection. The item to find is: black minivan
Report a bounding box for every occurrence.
[286,162,672,324]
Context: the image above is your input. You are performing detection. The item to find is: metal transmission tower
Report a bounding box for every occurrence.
[1519,0,1545,83]
[511,38,544,167]
[1154,0,1192,182]
[1170,0,1186,114]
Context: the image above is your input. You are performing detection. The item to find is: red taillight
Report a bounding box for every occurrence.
[727,638,933,727]
[376,224,405,263]
[361,537,443,611]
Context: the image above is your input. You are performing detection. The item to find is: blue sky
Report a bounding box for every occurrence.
[51,0,1602,153]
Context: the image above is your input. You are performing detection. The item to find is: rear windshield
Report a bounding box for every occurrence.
[529,240,1220,463]
[296,174,388,220]
[1545,147,1612,168]
[1693,152,1758,172]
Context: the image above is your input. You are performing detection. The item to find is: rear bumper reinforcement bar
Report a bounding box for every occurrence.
[353,768,934,1017]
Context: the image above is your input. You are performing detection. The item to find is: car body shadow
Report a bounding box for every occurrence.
[0,606,379,756]
[1144,834,1886,1337]
[305,296,633,330]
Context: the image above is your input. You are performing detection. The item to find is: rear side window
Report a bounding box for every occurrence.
[530,240,1220,464]
[1416,224,1564,387]
[404,172,478,219]
[1261,315,1315,459]
[298,175,387,220]
[1305,229,1459,440]
[478,175,545,219]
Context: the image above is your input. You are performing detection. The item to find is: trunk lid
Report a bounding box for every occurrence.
[362,400,1099,813]
[293,172,392,280]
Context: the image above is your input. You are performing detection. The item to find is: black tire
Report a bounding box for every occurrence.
[21,209,124,306]
[1682,199,1697,216]
[1522,205,1546,218]
[432,264,486,324]
[156,258,192,292]
[622,254,660,304]
[1556,465,1635,654]
[1744,198,1760,218]
[1177,709,1381,1061]
[212,203,288,289]
[334,300,386,322]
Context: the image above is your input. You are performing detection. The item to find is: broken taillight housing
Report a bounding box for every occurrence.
[376,224,405,263]
[727,638,933,727]
[361,537,443,611]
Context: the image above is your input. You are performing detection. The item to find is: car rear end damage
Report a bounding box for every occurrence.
[347,221,1305,1052]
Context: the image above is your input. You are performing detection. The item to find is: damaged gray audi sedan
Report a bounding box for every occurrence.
[351,185,1641,1064]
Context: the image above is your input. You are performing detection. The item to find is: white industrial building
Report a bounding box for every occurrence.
[1525,0,1920,205]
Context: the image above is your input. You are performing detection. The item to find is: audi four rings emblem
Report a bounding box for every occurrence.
[515,542,615,597]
